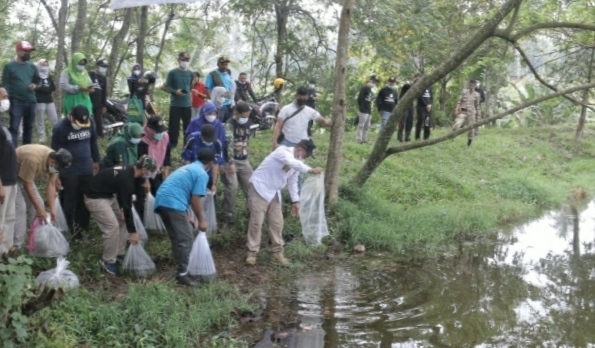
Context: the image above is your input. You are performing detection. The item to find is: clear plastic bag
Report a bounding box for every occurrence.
[54,197,69,232]
[29,218,70,257]
[36,257,79,289]
[299,174,329,246]
[201,190,217,238]
[132,206,148,243]
[121,243,156,277]
[187,231,216,283]
[144,193,167,234]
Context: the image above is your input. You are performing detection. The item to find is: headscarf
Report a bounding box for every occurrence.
[210,86,227,109]
[186,102,217,135]
[63,52,89,89]
[127,63,143,84]
[141,125,169,172]
[37,59,49,79]
[109,123,144,165]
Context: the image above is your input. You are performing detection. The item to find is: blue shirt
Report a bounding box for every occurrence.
[154,162,209,212]
[181,131,224,165]
[51,118,100,176]
[205,70,233,106]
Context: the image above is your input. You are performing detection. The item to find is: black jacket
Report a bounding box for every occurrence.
[34,75,56,104]
[475,87,486,103]
[234,81,257,103]
[357,85,374,114]
[306,88,317,109]
[417,87,433,108]
[376,86,397,112]
[89,72,107,108]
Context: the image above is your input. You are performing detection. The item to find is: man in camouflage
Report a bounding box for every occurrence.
[453,80,481,147]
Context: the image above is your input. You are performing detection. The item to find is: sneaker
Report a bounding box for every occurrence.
[271,252,289,266]
[176,274,197,287]
[99,259,118,275]
[246,252,257,266]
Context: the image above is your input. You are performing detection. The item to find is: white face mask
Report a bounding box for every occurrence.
[39,67,49,74]
[238,117,249,125]
[309,84,315,89]
[71,122,81,130]
[206,115,217,123]
[76,64,86,72]
[143,171,153,179]
[180,61,189,70]
[218,97,225,104]
[99,67,107,75]
[49,165,59,174]
[368,83,376,88]
[476,82,480,87]
[133,70,141,76]
[0,99,10,113]
[130,138,141,144]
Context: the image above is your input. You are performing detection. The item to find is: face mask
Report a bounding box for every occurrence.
[133,70,141,76]
[389,85,396,90]
[130,138,141,145]
[39,67,49,74]
[476,82,480,87]
[238,117,249,125]
[180,61,189,70]
[296,99,307,107]
[143,172,153,179]
[99,67,107,75]
[49,165,59,174]
[22,53,31,62]
[206,115,217,123]
[309,84,315,89]
[202,140,213,146]
[0,99,10,113]
[76,64,86,72]
[368,83,376,88]
[294,153,303,161]
[71,122,81,130]
[154,132,164,141]
[218,97,225,104]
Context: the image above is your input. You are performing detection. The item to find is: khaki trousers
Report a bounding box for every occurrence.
[356,112,371,142]
[0,185,17,254]
[221,159,254,218]
[453,112,476,140]
[246,184,284,253]
[84,195,128,263]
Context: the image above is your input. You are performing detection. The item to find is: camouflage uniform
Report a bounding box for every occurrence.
[453,88,481,140]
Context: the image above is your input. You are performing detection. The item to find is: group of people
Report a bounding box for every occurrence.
[356,74,485,145]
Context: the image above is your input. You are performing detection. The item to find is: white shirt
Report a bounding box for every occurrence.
[250,146,311,203]
[278,102,321,144]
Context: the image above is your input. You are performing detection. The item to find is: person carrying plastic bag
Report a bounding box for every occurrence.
[299,174,329,245]
[121,243,155,277]
[201,190,217,237]
[28,215,69,257]
[143,192,166,234]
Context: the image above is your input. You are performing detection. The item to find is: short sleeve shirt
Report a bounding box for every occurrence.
[154,161,209,212]
[278,103,321,144]
[16,144,53,182]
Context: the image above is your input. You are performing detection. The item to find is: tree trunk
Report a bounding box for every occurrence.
[107,8,134,96]
[350,0,523,187]
[273,1,289,78]
[439,77,448,111]
[575,47,594,141]
[137,6,149,67]
[325,0,355,211]
[70,0,87,54]
[54,0,68,117]
[154,7,175,74]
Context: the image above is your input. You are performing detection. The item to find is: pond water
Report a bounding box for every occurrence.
[250,201,595,347]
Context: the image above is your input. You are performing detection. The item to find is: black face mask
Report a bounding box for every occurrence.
[22,53,31,62]
[296,99,307,107]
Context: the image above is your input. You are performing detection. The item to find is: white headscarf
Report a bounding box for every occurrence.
[37,59,49,79]
[210,86,227,109]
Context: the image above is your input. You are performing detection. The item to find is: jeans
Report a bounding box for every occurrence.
[169,106,191,148]
[280,139,298,147]
[380,111,392,128]
[158,207,194,275]
[9,99,36,147]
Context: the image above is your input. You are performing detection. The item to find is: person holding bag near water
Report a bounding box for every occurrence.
[60,52,94,116]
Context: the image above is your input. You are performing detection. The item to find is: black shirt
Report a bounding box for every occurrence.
[234,81,258,103]
[0,121,17,186]
[34,75,56,104]
[417,87,433,108]
[376,86,397,112]
[357,85,374,114]
[89,72,107,108]
[85,166,143,233]
[306,88,317,109]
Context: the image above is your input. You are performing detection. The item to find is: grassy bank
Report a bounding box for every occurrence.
[13,123,595,346]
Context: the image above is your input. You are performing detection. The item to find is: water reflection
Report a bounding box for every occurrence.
[254,201,595,347]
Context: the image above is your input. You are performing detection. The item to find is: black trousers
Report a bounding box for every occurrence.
[92,106,104,138]
[59,174,91,238]
[415,106,431,140]
[169,106,191,148]
[397,109,414,141]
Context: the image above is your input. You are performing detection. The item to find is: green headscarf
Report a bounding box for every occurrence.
[108,123,145,165]
[64,52,90,88]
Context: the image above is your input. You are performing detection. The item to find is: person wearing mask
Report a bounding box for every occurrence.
[33,59,58,144]
[246,139,322,266]
[235,72,258,104]
[88,59,108,138]
[356,75,377,144]
[453,80,482,147]
[221,102,254,223]
[413,73,433,141]
[306,80,318,137]
[2,41,39,147]
[205,57,235,123]
[14,146,72,249]
[376,76,398,129]
[60,52,94,116]
[134,116,171,218]
[127,63,143,96]
[191,72,207,120]
[0,87,17,255]
[397,81,414,143]
[85,155,157,275]
[164,52,193,148]
[185,100,227,157]
[154,149,213,286]
[100,123,145,169]
[181,124,223,195]
[273,87,332,150]
[51,105,100,240]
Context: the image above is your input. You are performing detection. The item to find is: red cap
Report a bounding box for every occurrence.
[16,41,35,52]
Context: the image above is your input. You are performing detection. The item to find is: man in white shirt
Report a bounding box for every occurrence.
[246,139,322,266]
[272,86,332,150]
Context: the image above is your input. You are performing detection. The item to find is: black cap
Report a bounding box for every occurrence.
[309,80,316,84]
[197,148,215,164]
[200,124,216,142]
[388,76,397,83]
[369,75,379,82]
[147,116,168,133]
[296,139,316,158]
[217,56,231,63]
[96,59,108,67]
[70,105,91,128]
[50,148,73,169]
[136,155,157,172]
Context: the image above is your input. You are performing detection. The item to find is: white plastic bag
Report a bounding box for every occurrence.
[201,190,217,238]
[36,257,79,289]
[132,206,148,243]
[122,243,156,277]
[187,231,216,283]
[30,219,70,258]
[299,174,329,246]
[144,193,167,234]
[54,197,69,232]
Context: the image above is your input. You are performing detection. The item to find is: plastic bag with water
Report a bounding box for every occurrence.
[187,231,216,283]
[29,218,70,258]
[201,190,217,238]
[132,206,148,243]
[144,193,167,234]
[54,197,69,232]
[36,257,79,289]
[121,243,156,277]
[299,174,329,246]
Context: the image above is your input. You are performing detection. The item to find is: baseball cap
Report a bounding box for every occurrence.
[200,124,216,142]
[16,41,35,52]
[96,59,108,67]
[388,76,397,83]
[217,56,230,64]
[70,105,91,128]
[147,116,168,133]
[369,75,379,82]
[50,148,73,169]
[136,155,157,172]
[296,139,316,159]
